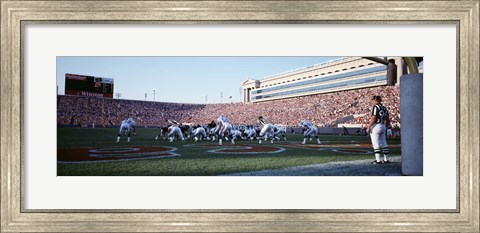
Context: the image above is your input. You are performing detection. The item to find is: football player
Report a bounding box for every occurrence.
[300,120,321,144]
[191,125,207,142]
[167,124,185,142]
[244,125,257,140]
[258,116,275,144]
[229,129,243,144]
[216,115,232,145]
[207,120,217,141]
[116,117,136,142]
[155,126,169,141]
[273,125,287,141]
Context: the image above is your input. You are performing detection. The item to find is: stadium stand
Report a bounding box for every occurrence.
[57,85,400,128]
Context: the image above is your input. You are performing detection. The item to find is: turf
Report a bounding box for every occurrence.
[57,127,401,176]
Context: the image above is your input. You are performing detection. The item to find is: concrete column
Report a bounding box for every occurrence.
[395,57,404,85]
[243,88,247,103]
[244,89,248,103]
[400,73,423,175]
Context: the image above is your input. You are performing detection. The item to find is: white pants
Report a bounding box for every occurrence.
[370,123,388,149]
[260,124,274,138]
[246,130,257,138]
[168,127,184,140]
[218,123,232,137]
[192,128,207,138]
[119,124,132,134]
[210,126,218,135]
[304,126,318,137]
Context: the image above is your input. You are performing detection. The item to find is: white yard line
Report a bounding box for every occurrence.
[223,156,402,176]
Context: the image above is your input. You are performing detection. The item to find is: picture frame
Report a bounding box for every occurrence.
[1,0,478,232]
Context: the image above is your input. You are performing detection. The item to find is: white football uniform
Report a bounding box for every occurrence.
[245,128,257,140]
[216,115,232,145]
[167,126,184,142]
[208,126,219,141]
[258,117,274,144]
[229,129,242,144]
[116,118,136,142]
[192,127,207,142]
[300,120,321,144]
[119,118,135,133]
[274,125,287,140]
[230,129,242,138]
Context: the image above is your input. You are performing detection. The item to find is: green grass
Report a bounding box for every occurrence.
[57,127,401,176]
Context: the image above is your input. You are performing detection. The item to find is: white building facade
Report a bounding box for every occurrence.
[241,57,405,103]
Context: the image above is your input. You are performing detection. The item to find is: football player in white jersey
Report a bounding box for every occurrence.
[191,125,207,142]
[216,115,232,145]
[167,125,185,142]
[229,129,243,144]
[116,117,136,142]
[258,116,275,144]
[208,126,218,141]
[300,120,321,144]
[244,125,257,140]
[273,125,287,141]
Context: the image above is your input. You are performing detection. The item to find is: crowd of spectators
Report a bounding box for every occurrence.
[57,85,400,128]
[57,97,205,127]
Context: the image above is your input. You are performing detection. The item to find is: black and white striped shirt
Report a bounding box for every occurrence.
[259,118,270,125]
[371,103,389,124]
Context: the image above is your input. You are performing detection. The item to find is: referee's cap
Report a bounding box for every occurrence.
[372,95,382,101]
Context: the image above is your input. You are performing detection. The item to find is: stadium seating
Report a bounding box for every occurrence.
[57,85,400,127]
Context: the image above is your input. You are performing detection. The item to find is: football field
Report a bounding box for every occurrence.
[57,127,401,176]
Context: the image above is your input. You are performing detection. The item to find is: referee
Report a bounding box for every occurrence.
[366,95,391,164]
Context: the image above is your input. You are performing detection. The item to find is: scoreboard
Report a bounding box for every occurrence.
[65,73,114,98]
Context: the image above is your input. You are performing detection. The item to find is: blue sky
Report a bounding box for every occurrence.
[56,56,340,104]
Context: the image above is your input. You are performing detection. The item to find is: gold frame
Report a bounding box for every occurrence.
[1,1,479,232]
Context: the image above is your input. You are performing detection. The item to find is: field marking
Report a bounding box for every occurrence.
[89,150,179,158]
[207,146,285,155]
[331,148,371,154]
[282,143,372,154]
[183,141,381,155]
[57,146,180,164]
[281,143,363,150]
[183,144,285,155]
[57,154,180,164]
[222,156,402,176]
[89,147,141,153]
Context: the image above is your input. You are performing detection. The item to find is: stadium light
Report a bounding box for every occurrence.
[115,93,121,99]
[152,89,157,102]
